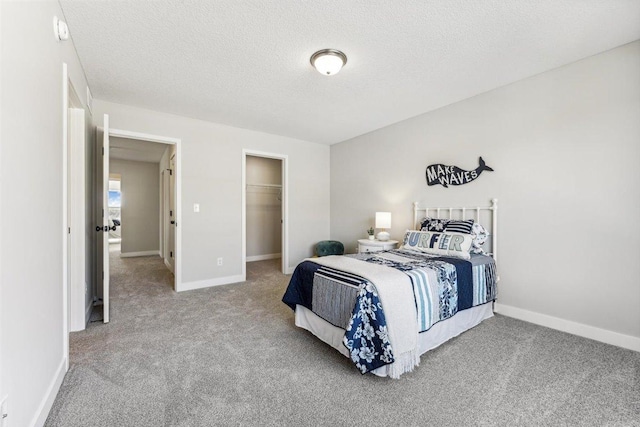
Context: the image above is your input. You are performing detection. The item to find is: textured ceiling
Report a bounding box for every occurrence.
[110,137,167,163]
[60,0,640,145]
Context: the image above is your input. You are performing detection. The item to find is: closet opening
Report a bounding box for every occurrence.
[242,150,288,278]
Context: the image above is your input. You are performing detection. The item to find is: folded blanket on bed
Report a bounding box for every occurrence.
[308,256,420,379]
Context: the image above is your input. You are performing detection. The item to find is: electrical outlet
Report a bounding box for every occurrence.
[193,203,200,213]
[217,257,223,266]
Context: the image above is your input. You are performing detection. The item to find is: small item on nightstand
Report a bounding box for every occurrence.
[367,227,375,240]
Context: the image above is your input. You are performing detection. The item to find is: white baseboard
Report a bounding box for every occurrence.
[494,303,640,352]
[177,274,245,292]
[164,258,174,273]
[120,250,160,258]
[246,253,281,262]
[31,356,66,427]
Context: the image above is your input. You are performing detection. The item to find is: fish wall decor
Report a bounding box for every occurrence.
[426,157,493,188]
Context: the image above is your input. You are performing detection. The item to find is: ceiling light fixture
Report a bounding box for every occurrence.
[310,49,347,76]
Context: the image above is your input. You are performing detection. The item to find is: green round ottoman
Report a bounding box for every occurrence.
[315,240,345,257]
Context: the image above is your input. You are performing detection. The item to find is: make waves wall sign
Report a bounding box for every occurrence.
[426,157,493,188]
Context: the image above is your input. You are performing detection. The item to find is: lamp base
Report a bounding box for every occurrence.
[376,231,390,241]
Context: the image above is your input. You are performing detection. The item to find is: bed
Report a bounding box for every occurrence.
[282,200,499,378]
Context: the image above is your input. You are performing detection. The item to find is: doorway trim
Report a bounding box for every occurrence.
[241,150,289,279]
[108,128,183,291]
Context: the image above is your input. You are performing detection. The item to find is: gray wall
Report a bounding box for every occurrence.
[246,156,282,258]
[92,100,331,283]
[110,159,161,255]
[330,41,640,341]
[0,2,93,425]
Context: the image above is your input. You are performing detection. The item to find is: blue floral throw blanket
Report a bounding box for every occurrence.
[282,250,497,376]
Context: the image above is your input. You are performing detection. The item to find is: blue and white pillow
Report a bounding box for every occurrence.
[420,217,449,232]
[421,217,475,235]
[470,222,489,254]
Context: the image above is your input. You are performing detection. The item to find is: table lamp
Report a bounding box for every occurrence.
[375,212,391,241]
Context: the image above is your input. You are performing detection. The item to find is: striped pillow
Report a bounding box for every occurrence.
[444,219,474,234]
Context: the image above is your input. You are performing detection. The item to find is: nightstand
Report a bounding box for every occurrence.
[357,239,399,254]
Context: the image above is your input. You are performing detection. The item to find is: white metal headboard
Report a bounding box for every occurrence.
[413,199,498,263]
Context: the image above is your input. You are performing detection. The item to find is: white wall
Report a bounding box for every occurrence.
[93,100,330,285]
[110,159,160,255]
[246,156,282,259]
[330,41,640,347]
[0,1,93,426]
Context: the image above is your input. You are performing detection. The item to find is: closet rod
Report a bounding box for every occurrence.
[246,183,282,189]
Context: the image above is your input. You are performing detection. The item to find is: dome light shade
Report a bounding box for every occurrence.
[310,49,347,76]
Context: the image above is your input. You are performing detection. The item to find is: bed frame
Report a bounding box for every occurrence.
[292,199,500,378]
[413,198,498,264]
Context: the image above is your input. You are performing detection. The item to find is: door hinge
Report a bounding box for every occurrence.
[102,147,104,155]
[102,271,104,279]
[68,227,71,234]
[170,251,173,258]
[170,210,173,217]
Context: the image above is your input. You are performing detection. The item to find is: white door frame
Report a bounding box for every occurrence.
[108,128,182,291]
[67,106,86,332]
[62,63,90,370]
[241,150,289,278]
[62,63,70,370]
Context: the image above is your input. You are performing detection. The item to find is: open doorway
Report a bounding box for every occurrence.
[108,137,168,260]
[108,175,122,244]
[94,121,182,324]
[242,150,288,278]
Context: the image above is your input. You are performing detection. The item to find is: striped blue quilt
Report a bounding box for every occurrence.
[353,249,496,332]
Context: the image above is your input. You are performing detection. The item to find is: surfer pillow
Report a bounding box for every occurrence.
[419,218,488,255]
[401,230,474,259]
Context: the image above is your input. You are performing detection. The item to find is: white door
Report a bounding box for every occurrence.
[96,114,110,323]
[167,154,176,272]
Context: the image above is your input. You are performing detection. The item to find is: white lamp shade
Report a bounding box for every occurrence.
[375,212,391,229]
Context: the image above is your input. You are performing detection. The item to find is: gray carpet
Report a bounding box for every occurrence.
[45,251,640,426]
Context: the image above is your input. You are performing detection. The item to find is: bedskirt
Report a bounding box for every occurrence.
[294,302,493,377]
